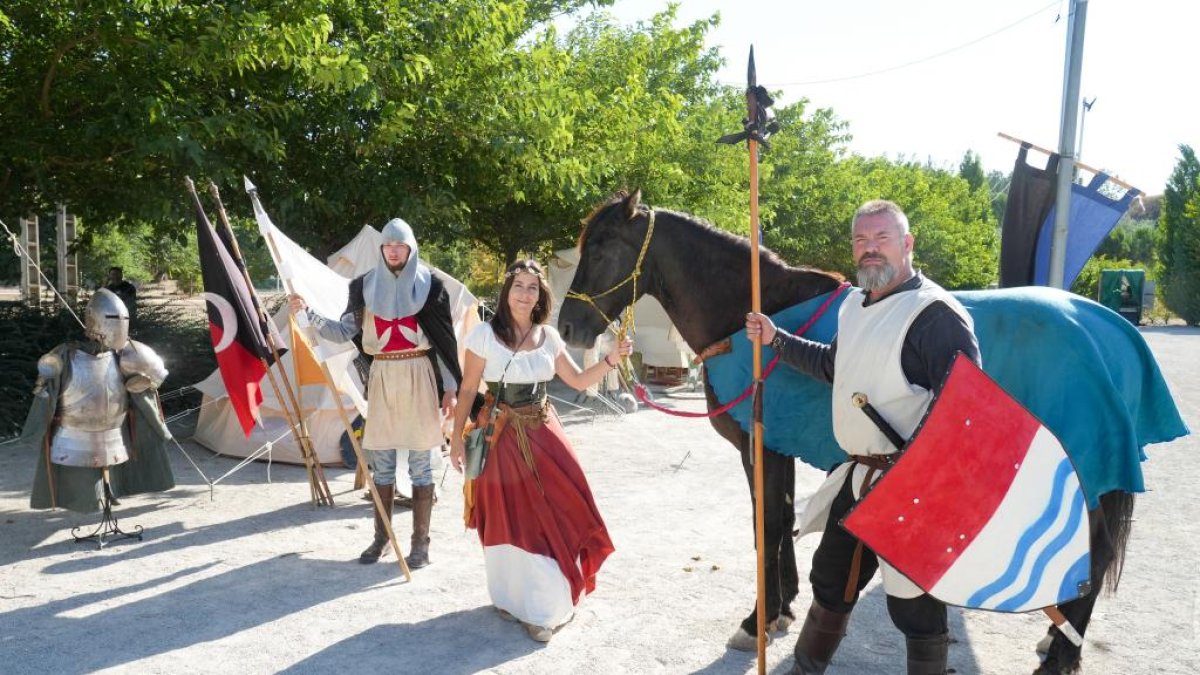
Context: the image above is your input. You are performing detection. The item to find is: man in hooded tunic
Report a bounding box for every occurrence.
[291,218,461,569]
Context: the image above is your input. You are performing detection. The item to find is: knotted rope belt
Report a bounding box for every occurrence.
[492,401,550,494]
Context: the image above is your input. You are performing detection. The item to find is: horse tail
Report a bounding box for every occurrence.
[1098,490,1136,595]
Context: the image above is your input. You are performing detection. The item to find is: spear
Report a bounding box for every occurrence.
[717,46,778,673]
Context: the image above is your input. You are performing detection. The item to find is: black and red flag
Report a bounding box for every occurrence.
[190,187,272,437]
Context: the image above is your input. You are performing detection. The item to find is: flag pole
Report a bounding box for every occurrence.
[186,178,325,507]
[247,180,412,581]
[206,182,333,507]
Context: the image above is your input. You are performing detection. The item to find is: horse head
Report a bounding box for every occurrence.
[558,189,654,348]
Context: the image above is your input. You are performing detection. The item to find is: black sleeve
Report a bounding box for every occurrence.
[771,330,837,384]
[900,301,980,393]
[346,276,367,358]
[416,277,463,391]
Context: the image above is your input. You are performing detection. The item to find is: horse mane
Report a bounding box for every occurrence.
[578,190,643,249]
[652,206,844,284]
[581,189,844,286]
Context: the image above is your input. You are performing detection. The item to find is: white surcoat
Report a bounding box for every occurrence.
[797,280,973,598]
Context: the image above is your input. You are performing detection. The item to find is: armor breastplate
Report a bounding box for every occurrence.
[50,349,129,467]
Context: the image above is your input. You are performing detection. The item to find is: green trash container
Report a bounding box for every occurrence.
[1098,269,1145,325]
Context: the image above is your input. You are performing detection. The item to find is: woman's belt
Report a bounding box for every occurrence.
[485,381,549,408]
[373,348,430,361]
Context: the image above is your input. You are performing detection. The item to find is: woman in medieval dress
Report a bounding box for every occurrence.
[449,259,633,643]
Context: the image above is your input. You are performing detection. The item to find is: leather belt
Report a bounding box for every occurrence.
[849,454,896,471]
[373,348,430,361]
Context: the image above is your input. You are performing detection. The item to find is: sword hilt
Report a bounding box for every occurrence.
[850,392,908,451]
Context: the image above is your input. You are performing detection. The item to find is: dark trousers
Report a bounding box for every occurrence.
[809,468,947,639]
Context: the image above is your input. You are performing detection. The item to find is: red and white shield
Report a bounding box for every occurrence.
[843,355,1092,612]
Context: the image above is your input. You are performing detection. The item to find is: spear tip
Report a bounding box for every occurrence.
[243,175,257,193]
[748,45,756,87]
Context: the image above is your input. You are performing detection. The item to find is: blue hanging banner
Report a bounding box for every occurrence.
[1032,173,1141,288]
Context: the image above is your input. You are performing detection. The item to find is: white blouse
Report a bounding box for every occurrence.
[464,322,566,384]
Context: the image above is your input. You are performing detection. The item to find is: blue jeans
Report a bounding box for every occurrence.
[368,448,434,487]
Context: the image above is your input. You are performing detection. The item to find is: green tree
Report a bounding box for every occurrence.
[1094,216,1156,270]
[958,150,986,192]
[986,169,1010,226]
[1156,145,1200,324]
[0,1,612,254]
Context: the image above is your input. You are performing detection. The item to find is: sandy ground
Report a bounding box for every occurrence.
[1,327,1197,675]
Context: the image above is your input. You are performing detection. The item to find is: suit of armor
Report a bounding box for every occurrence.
[25,289,174,513]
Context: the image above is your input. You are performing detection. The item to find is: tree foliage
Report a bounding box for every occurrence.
[3,1,1002,294]
[958,150,985,192]
[1156,144,1200,324]
[1094,216,1156,271]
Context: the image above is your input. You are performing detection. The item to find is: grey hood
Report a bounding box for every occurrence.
[363,217,432,319]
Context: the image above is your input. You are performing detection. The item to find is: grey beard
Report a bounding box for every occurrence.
[856,260,898,291]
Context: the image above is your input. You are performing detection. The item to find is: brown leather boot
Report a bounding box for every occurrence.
[792,602,851,674]
[906,633,949,675]
[405,484,434,569]
[359,483,394,564]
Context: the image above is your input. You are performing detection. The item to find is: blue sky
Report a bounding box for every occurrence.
[575,0,1197,195]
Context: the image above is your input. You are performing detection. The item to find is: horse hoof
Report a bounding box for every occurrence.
[772,612,795,633]
[1035,631,1054,657]
[727,626,772,652]
[616,392,638,413]
[1033,659,1082,675]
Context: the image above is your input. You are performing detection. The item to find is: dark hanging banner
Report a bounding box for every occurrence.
[999,146,1060,288]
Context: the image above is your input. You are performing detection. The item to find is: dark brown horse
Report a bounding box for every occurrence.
[558,189,843,649]
[559,190,1161,674]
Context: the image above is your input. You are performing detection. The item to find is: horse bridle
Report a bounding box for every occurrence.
[565,209,656,340]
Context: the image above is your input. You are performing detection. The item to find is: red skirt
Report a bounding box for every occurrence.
[467,406,614,628]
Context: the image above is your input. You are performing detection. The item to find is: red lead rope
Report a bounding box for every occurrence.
[632,283,851,418]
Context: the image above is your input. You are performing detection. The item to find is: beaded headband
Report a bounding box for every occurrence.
[505,263,544,278]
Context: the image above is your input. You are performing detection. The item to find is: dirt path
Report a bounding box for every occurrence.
[0,328,1196,674]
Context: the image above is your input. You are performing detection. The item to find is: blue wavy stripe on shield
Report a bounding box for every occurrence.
[1057,552,1092,602]
[966,458,1075,608]
[996,484,1087,610]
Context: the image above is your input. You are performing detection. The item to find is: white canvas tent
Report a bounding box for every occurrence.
[192,225,480,469]
[548,248,693,375]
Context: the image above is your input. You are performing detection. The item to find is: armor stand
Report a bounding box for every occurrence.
[72,468,143,550]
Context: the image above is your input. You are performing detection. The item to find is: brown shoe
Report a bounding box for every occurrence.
[524,623,553,643]
[404,485,434,569]
[359,483,394,564]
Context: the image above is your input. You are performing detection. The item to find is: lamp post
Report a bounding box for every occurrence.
[1077,96,1097,173]
[1048,0,1089,290]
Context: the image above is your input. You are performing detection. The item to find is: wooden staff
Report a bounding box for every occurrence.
[248,182,412,581]
[746,48,769,673]
[717,46,778,672]
[203,180,333,507]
